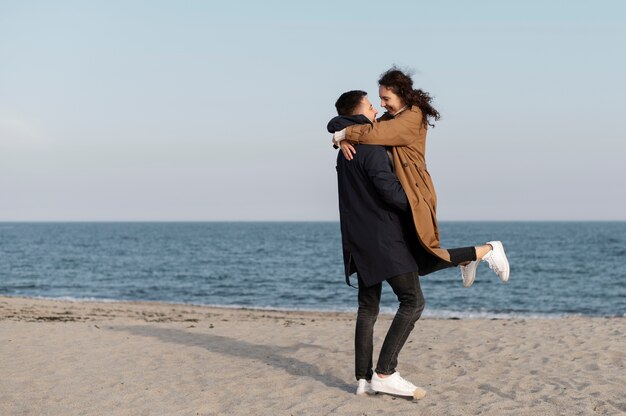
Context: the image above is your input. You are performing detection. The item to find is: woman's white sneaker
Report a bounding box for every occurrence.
[459,260,479,288]
[371,372,426,399]
[356,379,376,396]
[482,241,510,282]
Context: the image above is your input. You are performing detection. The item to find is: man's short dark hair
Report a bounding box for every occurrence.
[335,90,367,116]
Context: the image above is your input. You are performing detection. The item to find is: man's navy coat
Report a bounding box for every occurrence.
[331,116,422,288]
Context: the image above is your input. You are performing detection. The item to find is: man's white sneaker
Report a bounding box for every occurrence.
[371,372,426,400]
[356,379,376,396]
[459,260,479,288]
[482,241,510,282]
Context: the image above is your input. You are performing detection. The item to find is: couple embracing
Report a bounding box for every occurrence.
[328,67,510,399]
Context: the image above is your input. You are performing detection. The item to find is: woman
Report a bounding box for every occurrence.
[332,67,509,287]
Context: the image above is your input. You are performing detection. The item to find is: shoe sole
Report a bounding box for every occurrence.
[371,384,427,400]
[490,241,510,282]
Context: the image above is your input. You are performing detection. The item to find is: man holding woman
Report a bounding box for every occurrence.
[329,67,510,399]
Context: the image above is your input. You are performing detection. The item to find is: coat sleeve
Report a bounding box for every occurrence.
[345,107,423,146]
[361,147,410,213]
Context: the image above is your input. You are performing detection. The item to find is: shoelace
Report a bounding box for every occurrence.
[460,263,471,275]
[460,262,476,279]
[483,252,500,273]
[460,267,470,280]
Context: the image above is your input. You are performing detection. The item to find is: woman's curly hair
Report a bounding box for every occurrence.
[379,66,440,127]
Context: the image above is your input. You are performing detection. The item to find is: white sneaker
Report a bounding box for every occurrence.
[482,241,510,282]
[356,379,376,396]
[371,372,426,400]
[459,260,479,288]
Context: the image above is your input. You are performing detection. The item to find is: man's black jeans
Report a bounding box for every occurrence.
[355,271,425,381]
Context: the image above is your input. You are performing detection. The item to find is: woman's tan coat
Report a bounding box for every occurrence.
[345,105,452,265]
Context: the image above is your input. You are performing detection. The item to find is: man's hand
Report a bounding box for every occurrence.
[340,141,357,161]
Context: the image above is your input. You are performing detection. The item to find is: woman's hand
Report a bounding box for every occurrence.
[339,141,356,161]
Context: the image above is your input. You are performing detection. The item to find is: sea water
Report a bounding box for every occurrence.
[1,222,624,318]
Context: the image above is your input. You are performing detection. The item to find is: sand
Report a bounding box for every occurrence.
[0,296,624,416]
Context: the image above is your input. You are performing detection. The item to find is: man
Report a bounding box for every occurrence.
[328,90,427,399]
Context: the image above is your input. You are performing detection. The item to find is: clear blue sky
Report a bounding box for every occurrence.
[1,0,625,221]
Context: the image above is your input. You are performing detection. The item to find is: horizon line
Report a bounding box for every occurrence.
[1,220,625,223]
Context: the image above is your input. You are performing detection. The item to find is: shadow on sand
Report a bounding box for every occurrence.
[109,325,354,394]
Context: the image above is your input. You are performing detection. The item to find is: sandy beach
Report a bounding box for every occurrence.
[0,296,624,415]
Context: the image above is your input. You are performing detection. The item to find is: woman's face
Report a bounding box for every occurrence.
[379,86,405,115]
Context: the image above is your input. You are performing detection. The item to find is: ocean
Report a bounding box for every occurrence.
[1,222,624,318]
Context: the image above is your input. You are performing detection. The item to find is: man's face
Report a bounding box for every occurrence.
[379,86,405,114]
[355,97,378,122]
